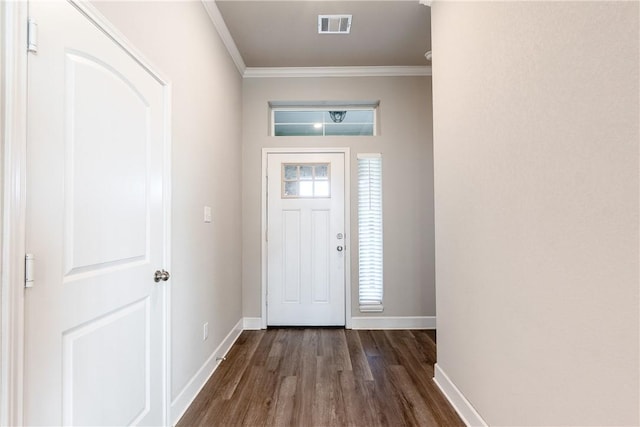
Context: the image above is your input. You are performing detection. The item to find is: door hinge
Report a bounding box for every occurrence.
[25,253,35,288]
[27,18,38,53]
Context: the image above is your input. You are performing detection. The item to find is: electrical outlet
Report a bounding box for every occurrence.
[203,322,209,341]
[204,206,212,223]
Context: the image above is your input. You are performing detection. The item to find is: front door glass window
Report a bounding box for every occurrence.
[282,163,330,198]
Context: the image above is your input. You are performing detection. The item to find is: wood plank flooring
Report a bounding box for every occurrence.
[177,329,464,427]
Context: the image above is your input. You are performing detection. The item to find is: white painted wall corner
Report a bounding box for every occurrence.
[433,364,488,427]
[170,318,243,425]
[350,316,436,330]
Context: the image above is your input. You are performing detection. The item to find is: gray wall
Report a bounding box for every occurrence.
[242,76,435,320]
[93,1,243,405]
[432,2,639,425]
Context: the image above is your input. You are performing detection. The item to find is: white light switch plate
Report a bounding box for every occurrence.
[204,206,212,223]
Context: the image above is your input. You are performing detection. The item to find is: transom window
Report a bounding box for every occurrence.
[270,101,378,137]
[281,163,330,198]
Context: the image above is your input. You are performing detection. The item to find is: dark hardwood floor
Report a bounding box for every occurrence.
[177,329,464,426]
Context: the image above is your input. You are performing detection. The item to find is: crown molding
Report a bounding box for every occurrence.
[201,0,246,75]
[217,0,420,2]
[243,66,432,78]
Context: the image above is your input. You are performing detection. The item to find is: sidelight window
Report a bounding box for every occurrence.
[357,153,383,312]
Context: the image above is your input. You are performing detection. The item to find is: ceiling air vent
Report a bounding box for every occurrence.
[318,15,352,34]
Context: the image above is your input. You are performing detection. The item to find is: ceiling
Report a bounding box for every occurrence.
[210,0,431,68]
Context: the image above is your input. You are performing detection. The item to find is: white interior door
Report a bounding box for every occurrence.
[267,152,346,326]
[24,2,168,425]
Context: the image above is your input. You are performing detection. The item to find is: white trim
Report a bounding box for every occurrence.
[261,152,269,329]
[244,66,432,78]
[171,318,244,426]
[215,0,417,2]
[343,152,352,329]
[350,316,436,330]
[261,147,352,329]
[243,317,263,330]
[201,0,246,75]
[214,0,420,2]
[433,364,489,427]
[1,2,28,425]
[69,2,171,85]
[160,72,173,427]
[269,100,380,109]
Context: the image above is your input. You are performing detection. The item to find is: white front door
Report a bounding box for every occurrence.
[267,152,346,326]
[24,2,168,425]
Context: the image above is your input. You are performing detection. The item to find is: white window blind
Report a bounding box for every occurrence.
[358,153,383,312]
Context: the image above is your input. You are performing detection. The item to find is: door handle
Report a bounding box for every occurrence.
[154,269,170,282]
[337,246,343,252]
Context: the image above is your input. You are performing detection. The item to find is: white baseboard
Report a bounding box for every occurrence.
[243,317,263,330]
[433,363,488,427]
[170,318,244,425]
[350,316,436,330]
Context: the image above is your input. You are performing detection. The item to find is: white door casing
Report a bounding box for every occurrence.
[1,1,29,425]
[266,152,346,326]
[24,2,169,425]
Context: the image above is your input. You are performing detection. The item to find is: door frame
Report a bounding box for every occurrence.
[0,2,173,425]
[1,2,28,424]
[261,147,352,329]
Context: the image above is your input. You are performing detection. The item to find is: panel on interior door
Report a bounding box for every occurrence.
[311,209,330,303]
[283,210,301,303]
[62,299,150,426]
[64,52,149,278]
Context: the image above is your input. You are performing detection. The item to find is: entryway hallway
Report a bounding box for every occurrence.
[178,328,463,426]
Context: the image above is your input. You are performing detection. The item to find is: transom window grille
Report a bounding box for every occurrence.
[270,102,378,137]
[282,163,330,198]
[358,153,383,312]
